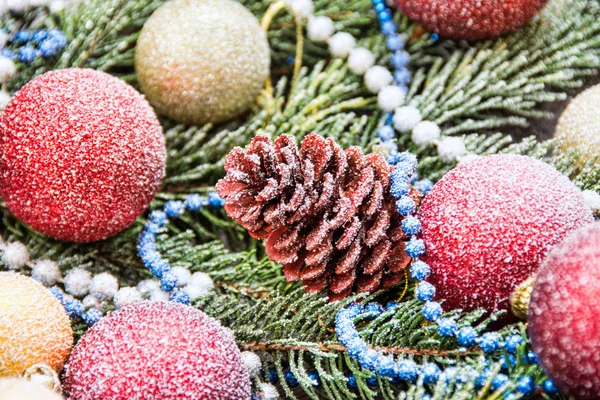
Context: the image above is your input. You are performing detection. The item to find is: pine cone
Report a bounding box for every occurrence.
[217,133,419,300]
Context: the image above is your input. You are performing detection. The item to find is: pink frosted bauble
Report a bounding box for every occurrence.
[64,301,251,400]
[529,222,600,399]
[418,154,593,313]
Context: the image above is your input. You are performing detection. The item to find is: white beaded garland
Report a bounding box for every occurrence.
[582,189,600,211]
[393,105,422,132]
[137,279,160,296]
[82,294,101,309]
[377,85,406,112]
[0,31,9,50]
[240,351,262,378]
[185,272,215,299]
[364,66,393,93]
[347,47,375,75]
[411,121,441,147]
[89,272,119,301]
[171,266,192,287]
[64,268,92,297]
[328,32,356,58]
[0,56,16,82]
[113,287,142,308]
[2,241,30,270]
[437,136,467,163]
[290,0,313,18]
[31,260,62,287]
[307,16,335,43]
[259,383,280,400]
[150,288,170,302]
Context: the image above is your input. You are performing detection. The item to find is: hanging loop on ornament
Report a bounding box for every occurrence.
[23,363,62,393]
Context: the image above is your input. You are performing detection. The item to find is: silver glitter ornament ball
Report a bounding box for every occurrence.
[135,0,270,125]
[555,83,600,165]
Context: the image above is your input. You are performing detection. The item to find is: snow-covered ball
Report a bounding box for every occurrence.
[240,351,262,378]
[0,56,16,82]
[529,222,600,399]
[393,105,422,132]
[377,85,406,112]
[64,302,251,399]
[171,266,191,287]
[364,66,393,94]
[1,241,30,270]
[347,47,375,75]
[31,260,62,287]
[259,383,280,400]
[291,0,313,18]
[64,268,92,297]
[137,279,160,296]
[437,136,467,163]
[411,121,440,147]
[113,287,142,309]
[307,16,335,43]
[0,378,64,400]
[582,190,600,211]
[328,32,356,58]
[89,273,118,301]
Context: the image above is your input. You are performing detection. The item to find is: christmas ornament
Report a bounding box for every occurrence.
[0,68,166,242]
[418,154,593,313]
[529,222,600,399]
[135,0,270,125]
[394,0,549,40]
[64,301,251,400]
[0,378,63,400]
[0,272,73,377]
[555,83,600,165]
[217,133,420,300]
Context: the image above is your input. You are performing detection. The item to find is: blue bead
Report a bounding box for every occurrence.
[378,10,391,22]
[160,271,178,292]
[1,49,14,59]
[517,376,535,395]
[361,349,379,370]
[170,289,191,305]
[374,3,385,12]
[18,46,37,64]
[39,38,61,58]
[410,260,431,281]
[526,351,538,364]
[48,29,67,48]
[437,318,457,337]
[402,216,422,236]
[378,125,395,141]
[269,368,279,384]
[208,192,225,208]
[491,373,509,391]
[381,21,397,36]
[394,152,418,172]
[149,210,168,226]
[505,334,523,353]
[366,374,378,386]
[151,259,169,278]
[543,379,558,394]
[396,196,416,216]
[184,194,203,212]
[431,33,439,41]
[49,286,64,302]
[501,354,515,371]
[391,51,410,69]
[83,309,103,326]
[386,35,405,52]
[65,300,84,318]
[396,360,418,382]
[286,55,295,64]
[394,69,412,85]
[346,372,358,389]
[308,370,320,387]
[457,326,478,347]
[32,29,48,42]
[422,395,432,400]
[416,281,436,301]
[422,363,441,384]
[441,367,457,383]
[414,179,433,195]
[386,301,399,310]
[390,178,410,199]
[478,332,500,353]
[365,302,384,314]
[405,238,425,258]
[377,356,396,378]
[476,368,493,388]
[164,200,185,218]
[422,301,442,321]
[285,371,299,388]
[14,30,31,43]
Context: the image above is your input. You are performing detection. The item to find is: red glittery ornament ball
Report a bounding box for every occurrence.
[0,68,166,242]
[529,222,600,399]
[64,301,252,400]
[418,155,593,314]
[394,0,549,40]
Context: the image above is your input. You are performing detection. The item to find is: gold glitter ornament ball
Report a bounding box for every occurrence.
[555,83,600,165]
[0,378,64,400]
[0,272,73,377]
[135,0,270,125]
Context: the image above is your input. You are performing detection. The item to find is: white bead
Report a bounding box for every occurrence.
[259,383,280,400]
[364,66,393,94]
[240,351,262,378]
[171,266,191,287]
[328,32,356,58]
[1,241,30,270]
[307,16,335,43]
[89,272,119,301]
[150,288,170,302]
[49,0,66,12]
[437,137,467,163]
[137,279,159,296]
[189,271,215,290]
[114,287,142,308]
[457,153,480,164]
[64,267,92,297]
[31,259,61,287]
[82,294,100,309]
[291,0,313,18]
[0,30,9,49]
[377,85,406,111]
[0,91,11,110]
[582,190,600,211]
[393,106,422,132]
[62,293,74,303]
[347,47,375,75]
[411,121,441,147]
[0,56,16,82]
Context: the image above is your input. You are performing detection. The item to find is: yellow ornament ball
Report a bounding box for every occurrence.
[135,0,271,125]
[0,378,63,400]
[0,272,73,377]
[555,83,600,165]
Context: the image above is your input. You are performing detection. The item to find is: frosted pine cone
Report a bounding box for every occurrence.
[217,133,418,300]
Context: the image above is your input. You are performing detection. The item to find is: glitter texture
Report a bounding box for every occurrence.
[555,83,600,166]
[529,222,600,399]
[0,272,73,377]
[135,0,270,125]
[64,301,251,400]
[0,68,166,243]
[394,0,549,40]
[418,155,593,313]
[0,378,64,400]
